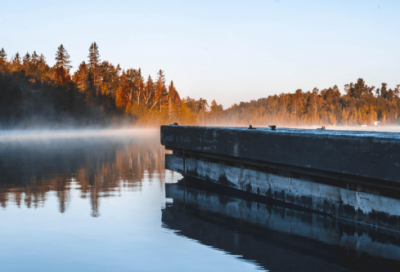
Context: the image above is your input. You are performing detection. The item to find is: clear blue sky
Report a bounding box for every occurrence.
[1,0,399,108]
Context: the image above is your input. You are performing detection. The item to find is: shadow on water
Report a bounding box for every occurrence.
[0,132,167,216]
[162,177,400,272]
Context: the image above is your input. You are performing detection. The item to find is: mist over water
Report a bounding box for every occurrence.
[0,129,165,214]
[0,128,159,142]
[0,124,398,143]
[1,128,399,271]
[0,129,261,272]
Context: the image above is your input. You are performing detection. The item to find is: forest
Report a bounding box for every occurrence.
[0,43,399,128]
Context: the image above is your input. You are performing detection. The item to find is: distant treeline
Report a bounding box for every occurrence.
[0,44,399,127]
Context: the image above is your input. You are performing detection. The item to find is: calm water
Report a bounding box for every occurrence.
[0,130,399,272]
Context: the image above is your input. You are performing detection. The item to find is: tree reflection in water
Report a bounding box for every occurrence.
[0,133,168,217]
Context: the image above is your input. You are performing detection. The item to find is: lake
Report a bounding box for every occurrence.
[0,129,399,272]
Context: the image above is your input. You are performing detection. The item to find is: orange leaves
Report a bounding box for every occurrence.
[115,86,128,109]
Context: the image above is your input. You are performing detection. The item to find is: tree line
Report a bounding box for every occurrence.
[0,43,183,127]
[0,44,399,127]
[220,81,400,127]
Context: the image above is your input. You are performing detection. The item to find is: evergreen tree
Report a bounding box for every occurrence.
[37,54,48,82]
[99,61,120,96]
[87,42,101,93]
[0,48,6,64]
[22,52,31,72]
[88,42,100,70]
[143,75,154,106]
[381,83,388,99]
[55,44,72,70]
[32,51,39,61]
[352,78,368,99]
[23,52,31,65]
[54,45,72,85]
[168,80,177,98]
[12,53,21,71]
[168,80,181,120]
[209,100,223,124]
[153,70,167,111]
[31,51,39,68]
[73,62,88,92]
[196,98,209,125]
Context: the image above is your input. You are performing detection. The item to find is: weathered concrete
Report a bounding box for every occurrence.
[166,154,400,230]
[163,180,400,271]
[165,180,400,264]
[161,125,400,230]
[161,126,400,183]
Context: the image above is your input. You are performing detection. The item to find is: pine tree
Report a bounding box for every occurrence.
[152,70,167,111]
[0,48,6,64]
[352,78,367,99]
[99,61,120,96]
[12,52,21,71]
[37,54,48,82]
[197,98,209,125]
[73,62,88,92]
[54,45,72,85]
[143,75,154,106]
[31,51,39,67]
[87,42,101,93]
[210,100,223,123]
[55,44,72,70]
[168,80,181,120]
[88,42,100,69]
[23,52,30,65]
[22,52,31,72]
[381,83,388,99]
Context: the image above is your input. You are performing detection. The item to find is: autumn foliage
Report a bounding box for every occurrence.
[0,44,399,128]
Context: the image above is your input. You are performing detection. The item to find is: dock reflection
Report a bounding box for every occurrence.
[162,177,400,272]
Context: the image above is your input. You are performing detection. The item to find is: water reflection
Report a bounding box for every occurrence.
[2,131,400,271]
[0,133,167,216]
[163,177,400,272]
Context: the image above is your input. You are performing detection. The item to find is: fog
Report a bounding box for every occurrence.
[1,125,400,143]
[0,128,160,142]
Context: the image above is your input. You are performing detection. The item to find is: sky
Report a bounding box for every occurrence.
[1,0,399,108]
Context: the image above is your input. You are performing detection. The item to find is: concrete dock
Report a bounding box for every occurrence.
[161,125,400,230]
[161,125,400,183]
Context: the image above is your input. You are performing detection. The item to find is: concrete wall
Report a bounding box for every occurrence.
[166,154,400,230]
[165,182,400,263]
[161,126,400,182]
